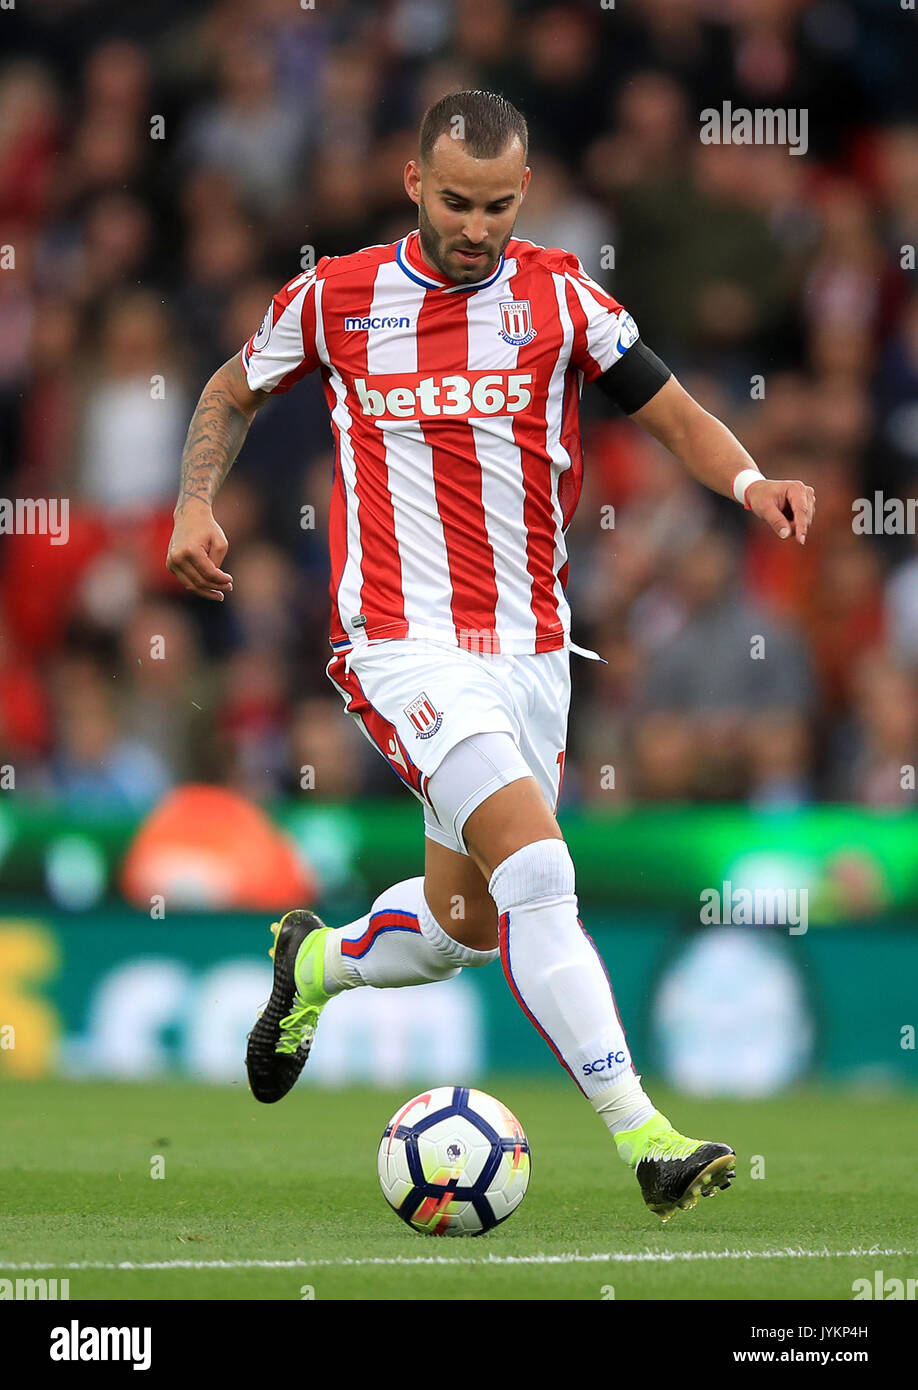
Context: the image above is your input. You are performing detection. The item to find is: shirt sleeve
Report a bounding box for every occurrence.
[563,256,641,383]
[240,266,323,395]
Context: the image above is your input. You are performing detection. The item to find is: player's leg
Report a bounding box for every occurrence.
[317,763,510,989]
[460,775,657,1136]
[321,839,499,991]
[245,868,499,1105]
[318,720,563,987]
[245,855,499,1104]
[411,732,654,1135]
[246,733,553,1105]
[246,651,509,1104]
[421,838,497,952]
[454,734,735,1219]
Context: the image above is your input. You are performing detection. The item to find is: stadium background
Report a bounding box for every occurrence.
[1,0,916,1102]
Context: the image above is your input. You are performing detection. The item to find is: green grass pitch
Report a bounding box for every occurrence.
[1,1078,914,1301]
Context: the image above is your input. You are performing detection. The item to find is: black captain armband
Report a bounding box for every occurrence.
[594,339,672,414]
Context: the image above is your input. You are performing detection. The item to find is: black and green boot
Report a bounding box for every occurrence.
[245,910,332,1104]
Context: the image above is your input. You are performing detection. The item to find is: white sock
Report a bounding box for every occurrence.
[590,1077,658,1146]
[324,876,498,991]
[489,839,654,1133]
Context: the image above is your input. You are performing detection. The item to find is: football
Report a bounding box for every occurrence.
[378,1086,531,1235]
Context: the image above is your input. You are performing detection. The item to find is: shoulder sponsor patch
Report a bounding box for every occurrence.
[616,310,639,350]
[252,308,272,351]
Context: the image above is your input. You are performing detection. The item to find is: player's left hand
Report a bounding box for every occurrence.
[745,479,815,545]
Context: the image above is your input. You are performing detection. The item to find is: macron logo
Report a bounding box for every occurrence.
[344,315,411,332]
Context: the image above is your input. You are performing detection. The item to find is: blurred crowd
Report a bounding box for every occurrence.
[1,0,917,815]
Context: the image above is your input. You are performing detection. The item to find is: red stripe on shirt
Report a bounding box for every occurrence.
[564,272,603,383]
[556,365,584,593]
[558,366,584,528]
[566,269,625,384]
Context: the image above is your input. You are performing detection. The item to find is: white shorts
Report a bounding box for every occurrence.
[326,638,571,856]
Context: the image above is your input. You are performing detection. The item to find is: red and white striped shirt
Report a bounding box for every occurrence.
[240,230,639,657]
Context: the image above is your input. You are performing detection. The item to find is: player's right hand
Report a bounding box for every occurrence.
[166,499,233,601]
[745,478,815,546]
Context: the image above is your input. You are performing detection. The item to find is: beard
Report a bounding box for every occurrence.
[417,198,512,284]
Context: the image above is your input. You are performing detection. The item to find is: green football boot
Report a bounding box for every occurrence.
[616,1111,736,1222]
[245,910,332,1103]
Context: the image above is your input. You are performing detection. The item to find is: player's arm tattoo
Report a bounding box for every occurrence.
[175,359,266,513]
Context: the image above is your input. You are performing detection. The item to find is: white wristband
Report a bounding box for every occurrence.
[733,468,766,507]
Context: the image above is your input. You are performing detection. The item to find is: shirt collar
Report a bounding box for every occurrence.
[396,230,506,294]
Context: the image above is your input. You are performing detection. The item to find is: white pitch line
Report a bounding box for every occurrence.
[2,1247,915,1272]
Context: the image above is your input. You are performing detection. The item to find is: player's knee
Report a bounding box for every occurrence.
[428,895,498,956]
[429,730,536,852]
[488,838,575,912]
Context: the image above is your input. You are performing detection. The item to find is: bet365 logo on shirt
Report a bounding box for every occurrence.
[354,372,533,421]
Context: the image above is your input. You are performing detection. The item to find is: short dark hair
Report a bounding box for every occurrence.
[419,90,528,164]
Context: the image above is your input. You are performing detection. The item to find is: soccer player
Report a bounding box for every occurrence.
[167,90,815,1221]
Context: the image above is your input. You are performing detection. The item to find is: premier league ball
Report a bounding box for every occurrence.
[378,1086,531,1236]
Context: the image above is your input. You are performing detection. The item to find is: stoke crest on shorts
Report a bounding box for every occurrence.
[404,691,443,739]
[498,300,537,346]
